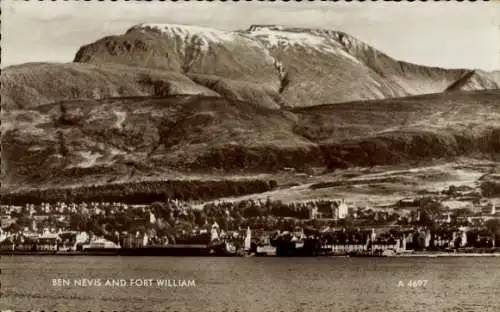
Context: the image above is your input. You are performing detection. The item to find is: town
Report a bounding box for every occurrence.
[1,182,500,256]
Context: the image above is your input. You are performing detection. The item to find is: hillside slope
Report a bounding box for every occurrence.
[446,70,500,92]
[0,62,219,110]
[2,90,499,189]
[72,24,499,107]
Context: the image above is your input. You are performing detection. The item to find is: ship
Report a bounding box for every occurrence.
[79,237,121,255]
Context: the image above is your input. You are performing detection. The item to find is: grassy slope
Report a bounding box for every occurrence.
[2,90,499,189]
[296,90,500,168]
[0,63,219,110]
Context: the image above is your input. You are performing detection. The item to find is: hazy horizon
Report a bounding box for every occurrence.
[2,1,499,71]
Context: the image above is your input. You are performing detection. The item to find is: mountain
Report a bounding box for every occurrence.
[2,23,499,190]
[73,24,499,107]
[3,90,499,189]
[74,24,281,89]
[3,24,498,110]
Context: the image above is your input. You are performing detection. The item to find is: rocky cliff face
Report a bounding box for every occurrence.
[73,24,281,91]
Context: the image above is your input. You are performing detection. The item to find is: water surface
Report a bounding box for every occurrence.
[1,256,499,311]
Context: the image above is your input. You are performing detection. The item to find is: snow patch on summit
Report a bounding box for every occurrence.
[246,27,362,65]
[131,23,239,51]
[248,28,336,52]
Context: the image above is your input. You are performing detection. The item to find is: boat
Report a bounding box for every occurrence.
[255,245,277,256]
[80,237,121,255]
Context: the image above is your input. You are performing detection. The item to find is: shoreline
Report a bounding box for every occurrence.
[390,252,500,257]
[1,251,500,257]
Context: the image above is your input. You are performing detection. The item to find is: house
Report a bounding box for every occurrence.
[0,238,15,251]
[58,232,78,251]
[397,198,418,208]
[441,200,472,210]
[308,204,319,220]
[32,214,50,221]
[119,234,148,248]
[1,215,16,229]
[14,236,37,251]
[436,212,452,224]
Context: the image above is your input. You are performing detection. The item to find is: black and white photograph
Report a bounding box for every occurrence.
[1,1,499,311]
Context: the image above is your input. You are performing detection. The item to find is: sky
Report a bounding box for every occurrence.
[2,1,499,71]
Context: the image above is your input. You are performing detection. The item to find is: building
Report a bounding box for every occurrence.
[0,238,15,251]
[309,204,319,220]
[37,237,59,251]
[211,222,220,241]
[119,233,149,248]
[244,227,252,251]
[0,229,7,243]
[436,212,452,224]
[1,215,16,229]
[338,199,348,219]
[14,236,37,251]
[149,212,157,224]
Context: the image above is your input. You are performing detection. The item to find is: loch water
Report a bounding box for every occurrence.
[1,256,499,312]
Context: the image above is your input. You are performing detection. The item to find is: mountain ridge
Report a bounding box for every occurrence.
[72,23,499,107]
[2,24,498,111]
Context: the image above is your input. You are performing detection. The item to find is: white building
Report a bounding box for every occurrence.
[460,229,468,247]
[149,212,156,224]
[424,231,431,248]
[244,227,252,251]
[0,229,6,243]
[309,204,319,220]
[210,222,220,241]
[75,232,90,244]
[338,199,348,219]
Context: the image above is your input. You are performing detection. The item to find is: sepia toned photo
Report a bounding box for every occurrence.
[1,1,499,311]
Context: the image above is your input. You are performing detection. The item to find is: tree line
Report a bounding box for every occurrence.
[1,179,277,205]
